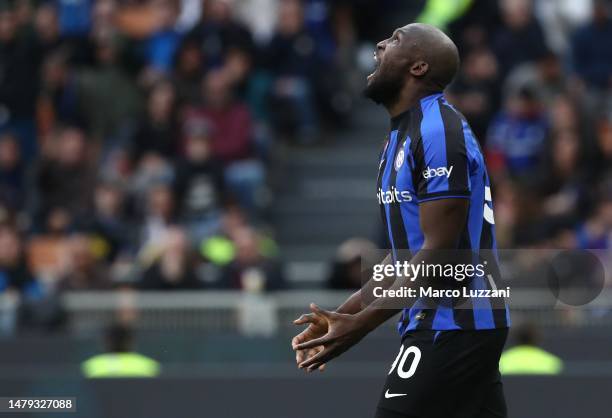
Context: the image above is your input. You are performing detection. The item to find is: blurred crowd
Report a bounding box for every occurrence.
[0,0,610,309]
[444,0,612,252]
[0,0,360,304]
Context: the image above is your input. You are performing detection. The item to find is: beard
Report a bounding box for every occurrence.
[363,69,404,106]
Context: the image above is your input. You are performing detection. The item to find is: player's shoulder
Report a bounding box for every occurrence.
[418,97,466,145]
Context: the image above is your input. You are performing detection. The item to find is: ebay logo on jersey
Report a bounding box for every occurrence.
[422,165,454,179]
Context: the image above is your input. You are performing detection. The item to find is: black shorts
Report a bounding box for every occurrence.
[375,328,508,418]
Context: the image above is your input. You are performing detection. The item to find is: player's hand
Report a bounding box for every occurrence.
[292,308,328,372]
[292,303,369,372]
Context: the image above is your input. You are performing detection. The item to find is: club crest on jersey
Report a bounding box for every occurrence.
[394,148,405,171]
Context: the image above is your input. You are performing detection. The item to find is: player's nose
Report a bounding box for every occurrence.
[376,39,386,52]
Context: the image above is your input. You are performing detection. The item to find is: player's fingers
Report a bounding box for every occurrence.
[306,349,335,371]
[293,313,317,325]
[294,334,332,351]
[296,348,306,364]
[297,347,317,368]
[306,347,320,360]
[309,303,332,318]
[299,350,325,369]
[303,341,345,370]
[291,328,316,349]
[307,362,324,372]
[299,345,335,369]
[291,334,304,349]
[301,348,318,372]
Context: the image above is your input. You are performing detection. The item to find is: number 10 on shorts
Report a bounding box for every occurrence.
[389,345,421,379]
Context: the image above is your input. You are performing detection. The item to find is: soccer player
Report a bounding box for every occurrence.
[292,23,510,418]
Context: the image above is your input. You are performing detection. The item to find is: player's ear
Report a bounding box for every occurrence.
[410,60,429,77]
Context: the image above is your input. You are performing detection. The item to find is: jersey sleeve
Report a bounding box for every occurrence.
[412,105,471,202]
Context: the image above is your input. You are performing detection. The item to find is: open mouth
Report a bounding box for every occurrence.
[368,53,380,80]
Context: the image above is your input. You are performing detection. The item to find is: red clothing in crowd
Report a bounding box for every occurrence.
[183,102,253,163]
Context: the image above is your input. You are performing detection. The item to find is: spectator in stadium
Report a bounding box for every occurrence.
[534,0,592,54]
[0,226,41,297]
[538,129,588,219]
[130,80,179,164]
[499,322,563,375]
[143,0,182,76]
[327,238,377,290]
[0,2,42,159]
[185,69,254,164]
[82,322,160,378]
[57,234,112,291]
[37,51,84,138]
[220,226,283,291]
[575,193,612,249]
[0,133,26,212]
[33,2,62,59]
[265,0,321,142]
[222,45,274,160]
[570,0,612,91]
[129,153,175,205]
[138,183,177,253]
[39,1,93,67]
[172,39,205,105]
[27,207,74,280]
[447,0,501,52]
[90,0,115,41]
[77,35,142,143]
[447,46,500,141]
[139,226,201,290]
[223,46,257,107]
[594,114,612,179]
[174,119,226,242]
[493,0,548,79]
[549,94,582,136]
[56,0,93,37]
[490,179,522,246]
[32,126,96,228]
[486,86,548,180]
[184,69,265,212]
[185,0,254,69]
[198,205,271,269]
[504,49,567,108]
[88,181,133,263]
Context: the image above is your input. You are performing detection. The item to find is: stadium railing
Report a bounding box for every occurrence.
[0,289,609,335]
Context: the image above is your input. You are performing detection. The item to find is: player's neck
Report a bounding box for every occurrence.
[386,85,442,118]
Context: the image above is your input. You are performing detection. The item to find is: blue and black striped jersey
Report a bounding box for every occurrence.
[376,92,510,334]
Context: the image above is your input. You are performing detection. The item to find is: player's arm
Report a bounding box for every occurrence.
[293,197,468,371]
[353,197,469,328]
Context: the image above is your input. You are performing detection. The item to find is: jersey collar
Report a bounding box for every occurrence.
[389,92,444,130]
